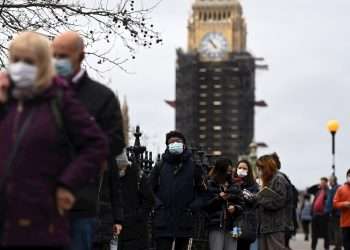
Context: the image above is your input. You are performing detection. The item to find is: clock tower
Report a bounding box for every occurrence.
[188,0,247,60]
[176,0,255,161]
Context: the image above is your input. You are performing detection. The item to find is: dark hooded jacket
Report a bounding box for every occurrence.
[150,149,206,238]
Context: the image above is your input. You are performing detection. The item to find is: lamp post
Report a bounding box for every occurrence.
[327,120,340,176]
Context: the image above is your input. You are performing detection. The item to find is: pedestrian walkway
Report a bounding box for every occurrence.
[290,234,328,250]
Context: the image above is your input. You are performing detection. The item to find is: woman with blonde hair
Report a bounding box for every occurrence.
[255,154,290,250]
[0,32,108,249]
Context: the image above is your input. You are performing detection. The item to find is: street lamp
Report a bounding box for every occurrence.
[327,120,340,176]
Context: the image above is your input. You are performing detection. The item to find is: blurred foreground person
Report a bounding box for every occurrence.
[0,32,107,249]
[118,151,155,250]
[311,177,330,250]
[234,160,259,250]
[52,32,125,250]
[326,175,342,250]
[150,131,206,250]
[204,158,243,250]
[255,155,290,250]
[333,169,350,250]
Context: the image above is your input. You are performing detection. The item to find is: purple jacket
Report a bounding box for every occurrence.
[0,79,108,247]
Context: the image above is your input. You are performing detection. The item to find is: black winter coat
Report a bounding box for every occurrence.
[70,72,125,223]
[204,178,243,232]
[119,164,154,244]
[236,179,259,246]
[150,150,206,238]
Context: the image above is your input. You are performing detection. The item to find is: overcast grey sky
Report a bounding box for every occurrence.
[105,0,350,189]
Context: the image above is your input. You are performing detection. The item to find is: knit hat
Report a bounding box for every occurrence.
[166,130,186,145]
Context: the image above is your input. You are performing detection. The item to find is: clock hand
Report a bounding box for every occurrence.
[209,39,218,49]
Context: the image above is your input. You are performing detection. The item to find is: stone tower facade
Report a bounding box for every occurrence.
[176,0,255,161]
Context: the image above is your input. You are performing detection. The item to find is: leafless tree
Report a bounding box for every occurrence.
[0,0,162,72]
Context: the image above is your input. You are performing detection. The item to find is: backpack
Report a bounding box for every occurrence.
[281,172,298,233]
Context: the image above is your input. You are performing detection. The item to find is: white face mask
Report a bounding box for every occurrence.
[237,169,248,177]
[8,62,37,88]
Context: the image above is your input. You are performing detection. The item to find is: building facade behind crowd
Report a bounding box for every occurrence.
[176,0,255,162]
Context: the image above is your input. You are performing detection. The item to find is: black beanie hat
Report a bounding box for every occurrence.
[166,131,186,145]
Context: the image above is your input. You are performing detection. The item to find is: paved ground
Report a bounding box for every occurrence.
[290,234,333,250]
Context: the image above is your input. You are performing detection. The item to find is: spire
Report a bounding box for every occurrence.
[121,96,130,146]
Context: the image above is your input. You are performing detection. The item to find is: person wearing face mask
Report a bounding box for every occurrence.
[233,160,259,250]
[333,169,350,250]
[0,32,108,249]
[204,158,243,250]
[51,32,125,250]
[149,131,207,250]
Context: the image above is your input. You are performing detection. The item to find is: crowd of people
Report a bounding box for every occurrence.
[1,30,350,250]
[299,173,350,250]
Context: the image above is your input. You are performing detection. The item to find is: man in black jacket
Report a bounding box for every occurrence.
[52,32,125,250]
[150,131,206,250]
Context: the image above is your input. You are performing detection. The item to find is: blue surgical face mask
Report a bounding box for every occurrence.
[54,58,73,78]
[168,142,184,155]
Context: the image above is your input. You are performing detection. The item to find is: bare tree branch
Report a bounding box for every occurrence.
[0,0,163,74]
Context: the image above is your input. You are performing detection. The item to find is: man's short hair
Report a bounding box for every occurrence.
[321,177,328,182]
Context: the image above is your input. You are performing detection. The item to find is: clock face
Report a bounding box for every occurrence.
[198,32,229,61]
